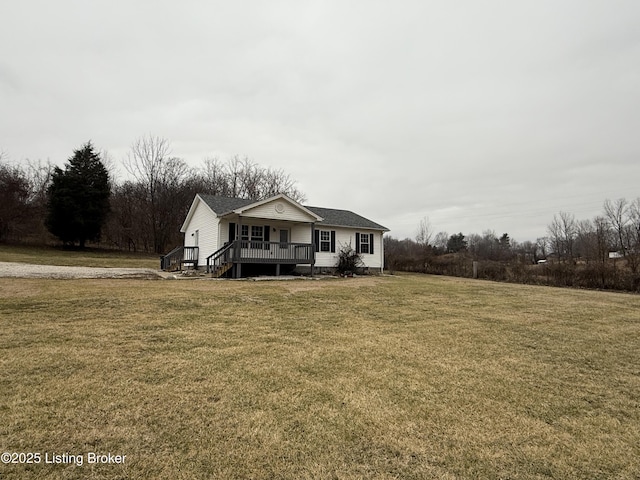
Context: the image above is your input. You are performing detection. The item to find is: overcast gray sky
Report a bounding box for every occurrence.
[2,1,639,242]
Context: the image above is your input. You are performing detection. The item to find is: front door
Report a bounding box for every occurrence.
[279,229,289,249]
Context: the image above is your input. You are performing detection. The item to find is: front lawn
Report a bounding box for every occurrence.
[1,274,639,478]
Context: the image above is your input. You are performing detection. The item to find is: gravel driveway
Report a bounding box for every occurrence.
[0,261,165,279]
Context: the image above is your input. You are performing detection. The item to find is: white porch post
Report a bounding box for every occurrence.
[310,222,315,277]
[236,215,242,278]
[380,231,385,273]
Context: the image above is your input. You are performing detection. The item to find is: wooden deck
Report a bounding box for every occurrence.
[206,240,314,277]
[162,241,314,276]
[230,241,313,264]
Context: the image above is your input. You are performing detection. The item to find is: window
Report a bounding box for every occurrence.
[320,231,331,252]
[250,225,263,249]
[251,225,263,240]
[240,225,249,247]
[356,232,374,255]
[314,229,335,253]
[360,233,370,254]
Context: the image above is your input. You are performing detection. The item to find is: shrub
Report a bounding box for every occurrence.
[335,242,363,275]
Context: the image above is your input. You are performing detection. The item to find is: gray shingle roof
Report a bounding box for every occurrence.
[197,194,388,231]
[306,206,388,231]
[198,194,254,213]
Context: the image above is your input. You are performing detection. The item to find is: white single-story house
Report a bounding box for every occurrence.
[162,193,389,277]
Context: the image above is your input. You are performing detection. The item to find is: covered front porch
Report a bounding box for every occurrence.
[205,239,314,278]
[210,202,319,277]
[168,192,325,277]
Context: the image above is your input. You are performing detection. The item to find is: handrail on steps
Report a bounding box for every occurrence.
[160,245,184,270]
[206,242,233,273]
[161,245,199,271]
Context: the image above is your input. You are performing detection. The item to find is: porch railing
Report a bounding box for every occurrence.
[160,246,199,271]
[231,240,313,264]
[164,241,313,272]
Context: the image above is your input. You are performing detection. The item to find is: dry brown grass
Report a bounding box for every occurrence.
[0,244,158,268]
[1,274,639,479]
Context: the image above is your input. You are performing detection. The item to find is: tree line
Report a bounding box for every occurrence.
[385,198,640,292]
[0,136,305,253]
[3,138,638,291]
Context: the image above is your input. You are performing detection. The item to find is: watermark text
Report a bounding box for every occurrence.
[1,451,126,467]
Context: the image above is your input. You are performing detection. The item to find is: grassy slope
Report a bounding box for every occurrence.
[0,244,159,269]
[1,274,639,479]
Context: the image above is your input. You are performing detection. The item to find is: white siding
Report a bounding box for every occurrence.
[224,220,312,244]
[314,227,383,269]
[241,198,317,223]
[180,194,386,272]
[290,224,313,243]
[183,199,219,266]
[219,221,231,248]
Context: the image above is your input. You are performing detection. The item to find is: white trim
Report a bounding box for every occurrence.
[360,232,370,254]
[316,223,389,233]
[319,230,331,252]
[180,194,218,233]
[231,194,324,222]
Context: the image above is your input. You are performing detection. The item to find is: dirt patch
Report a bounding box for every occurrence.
[0,261,163,279]
[0,262,387,286]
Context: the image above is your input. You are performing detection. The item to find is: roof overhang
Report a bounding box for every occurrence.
[317,223,390,232]
[222,193,324,222]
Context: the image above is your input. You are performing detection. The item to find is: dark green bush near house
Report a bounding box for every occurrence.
[335,242,363,275]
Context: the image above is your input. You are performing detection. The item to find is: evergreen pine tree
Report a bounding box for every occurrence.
[46,142,110,248]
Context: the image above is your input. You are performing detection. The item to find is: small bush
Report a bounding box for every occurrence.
[335,242,363,275]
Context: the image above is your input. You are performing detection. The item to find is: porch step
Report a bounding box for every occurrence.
[211,262,232,278]
[180,259,198,269]
[161,245,199,271]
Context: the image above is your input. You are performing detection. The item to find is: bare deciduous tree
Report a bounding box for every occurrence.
[517,240,539,264]
[536,237,549,259]
[25,160,54,206]
[0,157,54,243]
[193,155,305,202]
[433,231,449,253]
[0,161,30,241]
[123,135,191,253]
[113,137,307,253]
[548,211,577,262]
[415,216,433,246]
[604,198,629,257]
[576,218,610,264]
[624,197,640,274]
[124,135,173,198]
[260,166,305,202]
[199,157,229,195]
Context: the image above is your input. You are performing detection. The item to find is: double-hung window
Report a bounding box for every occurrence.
[314,229,335,253]
[250,225,263,249]
[320,231,331,252]
[356,232,374,255]
[359,233,370,254]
